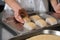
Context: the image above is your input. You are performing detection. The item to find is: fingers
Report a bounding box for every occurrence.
[55,7,60,13]
[52,13,60,19]
[14,12,24,23]
[19,9,29,17]
[14,9,29,23]
[58,3,60,6]
[15,15,24,23]
[56,11,60,13]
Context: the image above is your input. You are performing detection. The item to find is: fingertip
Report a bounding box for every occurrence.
[21,21,25,23]
[20,20,25,23]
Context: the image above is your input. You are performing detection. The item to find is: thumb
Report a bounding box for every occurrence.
[14,14,25,23]
[18,16,25,23]
[14,12,25,23]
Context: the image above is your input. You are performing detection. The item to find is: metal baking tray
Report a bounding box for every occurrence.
[1,10,39,34]
[9,29,60,40]
[1,10,60,35]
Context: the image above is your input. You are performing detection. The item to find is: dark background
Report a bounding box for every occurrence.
[0,0,5,12]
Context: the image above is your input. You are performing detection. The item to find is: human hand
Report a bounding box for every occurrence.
[53,3,60,13]
[52,13,60,19]
[14,8,28,23]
